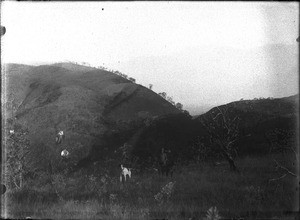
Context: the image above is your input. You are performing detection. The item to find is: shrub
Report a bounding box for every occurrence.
[205,206,221,220]
[154,181,176,205]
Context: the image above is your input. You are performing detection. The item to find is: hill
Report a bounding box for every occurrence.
[3,63,181,173]
[195,95,298,155]
[3,62,298,174]
[128,94,298,169]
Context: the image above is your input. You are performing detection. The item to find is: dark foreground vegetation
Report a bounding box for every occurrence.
[2,152,298,220]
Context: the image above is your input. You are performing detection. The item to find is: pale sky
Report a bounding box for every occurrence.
[1,2,299,114]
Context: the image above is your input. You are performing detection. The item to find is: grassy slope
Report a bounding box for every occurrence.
[4,63,180,172]
[195,95,298,155]
[4,154,297,219]
[3,64,36,119]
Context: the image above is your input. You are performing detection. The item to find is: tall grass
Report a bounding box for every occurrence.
[2,154,298,219]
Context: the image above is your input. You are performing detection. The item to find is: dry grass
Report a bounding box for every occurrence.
[2,154,298,220]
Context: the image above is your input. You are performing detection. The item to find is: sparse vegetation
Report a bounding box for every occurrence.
[5,124,31,190]
[200,106,241,172]
[2,154,297,219]
[2,63,298,219]
[158,92,167,99]
[158,91,187,113]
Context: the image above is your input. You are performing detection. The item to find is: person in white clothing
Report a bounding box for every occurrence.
[56,130,64,144]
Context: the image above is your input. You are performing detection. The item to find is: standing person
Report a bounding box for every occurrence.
[56,130,64,144]
[161,148,168,165]
[159,148,168,176]
[159,147,174,177]
[61,149,70,174]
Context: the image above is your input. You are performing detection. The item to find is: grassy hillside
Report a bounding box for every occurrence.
[130,95,298,169]
[196,95,298,155]
[3,62,297,170]
[3,63,180,173]
[2,64,35,119]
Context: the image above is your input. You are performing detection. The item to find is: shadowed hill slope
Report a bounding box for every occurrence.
[3,63,180,172]
[195,95,298,155]
[130,95,298,169]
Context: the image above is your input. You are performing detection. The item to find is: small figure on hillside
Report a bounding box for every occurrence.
[120,143,131,163]
[61,149,72,174]
[56,130,64,144]
[61,149,70,158]
[159,148,174,177]
[161,148,168,165]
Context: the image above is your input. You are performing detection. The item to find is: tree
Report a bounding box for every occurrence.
[128,77,136,83]
[183,110,191,117]
[167,96,174,104]
[149,84,153,90]
[200,106,240,172]
[159,92,167,99]
[175,102,183,111]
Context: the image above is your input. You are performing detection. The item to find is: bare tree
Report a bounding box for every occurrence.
[200,106,240,172]
[5,125,31,189]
